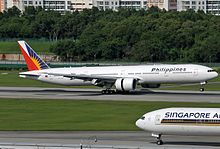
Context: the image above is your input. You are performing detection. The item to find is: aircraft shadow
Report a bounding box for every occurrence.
[0,89,102,96]
[42,89,103,96]
[150,91,220,96]
[2,88,220,96]
[141,89,220,96]
[164,141,220,147]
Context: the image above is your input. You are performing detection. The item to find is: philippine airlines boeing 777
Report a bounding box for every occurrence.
[136,108,220,145]
[18,41,218,93]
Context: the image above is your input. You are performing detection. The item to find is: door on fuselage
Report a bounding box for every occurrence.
[193,69,198,76]
[155,115,161,125]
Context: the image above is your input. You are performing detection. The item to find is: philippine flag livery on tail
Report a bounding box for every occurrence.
[18,41,49,71]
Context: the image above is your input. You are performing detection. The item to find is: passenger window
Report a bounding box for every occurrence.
[208,70,216,72]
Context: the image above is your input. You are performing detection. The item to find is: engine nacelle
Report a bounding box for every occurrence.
[141,83,160,88]
[115,78,137,91]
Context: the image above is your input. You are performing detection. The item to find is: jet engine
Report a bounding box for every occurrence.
[115,78,137,91]
[141,83,160,88]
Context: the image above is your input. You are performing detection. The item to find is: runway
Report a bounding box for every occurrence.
[0,131,219,149]
[0,87,220,103]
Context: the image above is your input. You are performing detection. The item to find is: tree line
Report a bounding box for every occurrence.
[0,6,220,63]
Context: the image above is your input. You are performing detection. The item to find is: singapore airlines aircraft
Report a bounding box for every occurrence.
[136,108,220,145]
[18,40,218,94]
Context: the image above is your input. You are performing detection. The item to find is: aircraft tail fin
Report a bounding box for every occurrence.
[18,40,50,71]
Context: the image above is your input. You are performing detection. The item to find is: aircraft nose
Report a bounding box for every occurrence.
[214,72,219,78]
[135,119,144,130]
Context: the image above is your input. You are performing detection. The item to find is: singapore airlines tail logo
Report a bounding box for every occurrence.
[18,41,49,71]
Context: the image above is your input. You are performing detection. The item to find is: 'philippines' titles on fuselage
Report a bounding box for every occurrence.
[151,67,186,73]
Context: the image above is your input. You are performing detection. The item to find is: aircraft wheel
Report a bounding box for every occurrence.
[101,90,116,94]
[106,90,111,94]
[101,90,106,94]
[156,140,163,145]
[110,90,116,94]
[200,88,204,92]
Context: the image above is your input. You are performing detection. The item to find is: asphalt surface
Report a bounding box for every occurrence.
[0,87,220,103]
[0,131,219,149]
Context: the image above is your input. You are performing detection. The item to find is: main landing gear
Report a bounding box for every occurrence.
[101,90,131,94]
[101,89,116,94]
[152,133,163,145]
[200,81,207,92]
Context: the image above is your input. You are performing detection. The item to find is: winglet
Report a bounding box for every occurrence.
[18,40,50,71]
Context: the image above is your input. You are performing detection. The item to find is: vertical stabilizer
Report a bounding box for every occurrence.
[18,41,50,71]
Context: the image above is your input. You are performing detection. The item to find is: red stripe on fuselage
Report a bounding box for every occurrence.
[19,44,40,71]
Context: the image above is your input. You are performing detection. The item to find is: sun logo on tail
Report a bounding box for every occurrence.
[18,41,50,71]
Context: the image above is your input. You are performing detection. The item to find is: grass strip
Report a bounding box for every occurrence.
[0,99,219,131]
[0,41,54,54]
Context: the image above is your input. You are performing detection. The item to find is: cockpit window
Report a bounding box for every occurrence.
[208,70,216,72]
[141,116,145,120]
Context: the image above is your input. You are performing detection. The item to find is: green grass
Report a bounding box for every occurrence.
[0,41,54,54]
[0,99,219,131]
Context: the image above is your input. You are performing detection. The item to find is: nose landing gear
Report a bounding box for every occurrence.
[157,139,163,145]
[152,133,163,145]
[200,88,204,92]
[200,81,207,92]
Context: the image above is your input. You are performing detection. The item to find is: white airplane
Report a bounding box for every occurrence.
[18,40,218,94]
[136,108,220,145]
